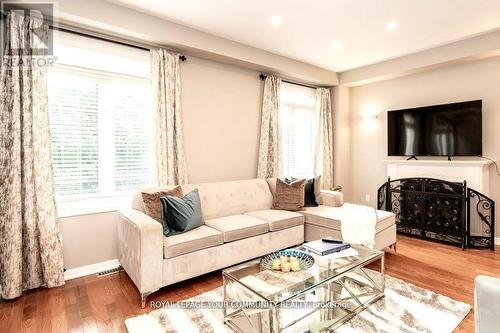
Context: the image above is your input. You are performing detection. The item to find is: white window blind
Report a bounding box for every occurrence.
[110,80,153,192]
[280,83,318,179]
[49,70,99,198]
[48,31,153,201]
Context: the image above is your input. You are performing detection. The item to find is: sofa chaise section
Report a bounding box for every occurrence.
[302,205,397,250]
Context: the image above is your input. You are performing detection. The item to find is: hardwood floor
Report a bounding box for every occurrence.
[1,235,499,333]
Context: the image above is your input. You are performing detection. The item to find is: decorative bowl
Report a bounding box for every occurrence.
[260,249,315,272]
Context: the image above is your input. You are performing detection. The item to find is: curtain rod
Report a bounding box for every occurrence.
[51,26,187,61]
[0,11,187,61]
[259,74,319,89]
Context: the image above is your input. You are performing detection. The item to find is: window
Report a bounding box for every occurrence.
[280,82,318,179]
[48,32,153,201]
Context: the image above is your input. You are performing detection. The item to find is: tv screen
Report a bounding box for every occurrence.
[387,100,482,157]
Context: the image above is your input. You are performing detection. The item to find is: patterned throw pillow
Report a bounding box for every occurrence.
[272,178,306,211]
[141,186,183,222]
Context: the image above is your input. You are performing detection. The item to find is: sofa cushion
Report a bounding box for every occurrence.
[301,205,395,233]
[205,215,269,242]
[245,209,304,231]
[163,225,223,259]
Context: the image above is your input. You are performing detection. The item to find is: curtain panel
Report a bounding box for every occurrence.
[314,88,334,189]
[257,76,282,178]
[151,49,188,186]
[0,12,65,299]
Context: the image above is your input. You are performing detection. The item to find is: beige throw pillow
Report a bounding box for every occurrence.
[272,178,306,211]
[142,186,183,222]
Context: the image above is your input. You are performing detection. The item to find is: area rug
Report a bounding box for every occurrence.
[125,274,471,333]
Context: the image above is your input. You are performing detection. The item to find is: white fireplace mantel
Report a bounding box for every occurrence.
[382,159,493,194]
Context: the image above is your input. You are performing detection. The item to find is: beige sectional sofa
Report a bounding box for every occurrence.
[117,178,396,307]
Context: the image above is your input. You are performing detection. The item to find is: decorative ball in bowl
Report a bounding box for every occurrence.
[260,250,314,273]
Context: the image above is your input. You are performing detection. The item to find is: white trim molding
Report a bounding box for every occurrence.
[64,259,120,281]
[495,237,500,246]
[383,158,493,195]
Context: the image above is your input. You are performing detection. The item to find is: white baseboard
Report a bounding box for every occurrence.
[496,237,500,246]
[64,259,120,281]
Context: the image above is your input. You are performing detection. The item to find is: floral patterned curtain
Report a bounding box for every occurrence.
[314,88,334,189]
[151,49,188,186]
[0,12,65,299]
[257,76,282,178]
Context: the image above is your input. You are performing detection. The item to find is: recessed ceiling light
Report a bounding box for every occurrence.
[385,20,399,31]
[271,15,283,26]
[331,41,344,50]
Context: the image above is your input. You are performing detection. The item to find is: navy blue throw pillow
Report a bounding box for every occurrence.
[303,178,319,207]
[285,177,319,207]
[160,189,204,237]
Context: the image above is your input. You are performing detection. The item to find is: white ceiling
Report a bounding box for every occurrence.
[104,0,500,72]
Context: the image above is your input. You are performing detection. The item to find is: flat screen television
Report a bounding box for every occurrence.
[387,100,482,157]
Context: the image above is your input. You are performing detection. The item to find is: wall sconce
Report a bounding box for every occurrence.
[362,114,379,120]
[360,104,380,130]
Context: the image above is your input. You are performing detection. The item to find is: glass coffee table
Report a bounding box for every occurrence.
[222,245,384,333]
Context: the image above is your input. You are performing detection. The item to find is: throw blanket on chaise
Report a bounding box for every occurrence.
[340,203,377,248]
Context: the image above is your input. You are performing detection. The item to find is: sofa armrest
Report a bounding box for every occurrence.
[475,275,500,333]
[319,190,344,207]
[118,209,163,295]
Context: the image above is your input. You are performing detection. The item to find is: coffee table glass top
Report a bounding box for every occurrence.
[222,245,383,304]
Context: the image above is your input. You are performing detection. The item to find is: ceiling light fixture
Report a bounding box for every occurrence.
[385,20,399,31]
[271,15,283,26]
[331,41,344,50]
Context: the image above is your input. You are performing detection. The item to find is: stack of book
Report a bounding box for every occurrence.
[303,239,351,256]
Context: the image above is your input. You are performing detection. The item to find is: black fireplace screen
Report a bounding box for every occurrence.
[377,177,495,250]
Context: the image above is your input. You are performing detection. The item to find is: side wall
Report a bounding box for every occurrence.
[349,56,500,237]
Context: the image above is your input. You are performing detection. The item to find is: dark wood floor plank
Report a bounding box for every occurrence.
[1,235,499,333]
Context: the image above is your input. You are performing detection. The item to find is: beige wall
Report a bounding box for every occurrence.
[61,55,265,269]
[182,57,262,183]
[59,212,119,269]
[349,56,500,237]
